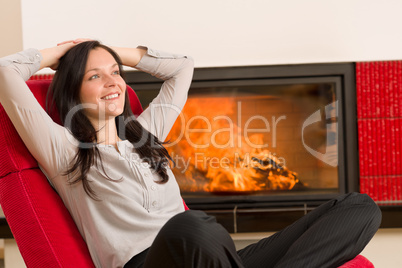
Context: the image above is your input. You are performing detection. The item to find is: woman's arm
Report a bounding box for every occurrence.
[0,43,79,179]
[110,46,147,67]
[129,47,194,141]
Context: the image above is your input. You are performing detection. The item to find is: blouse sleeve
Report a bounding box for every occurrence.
[0,49,77,179]
[134,47,194,141]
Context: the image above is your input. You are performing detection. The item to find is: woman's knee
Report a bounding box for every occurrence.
[164,210,216,230]
[340,192,382,228]
[343,192,380,210]
[154,210,237,256]
[361,193,382,228]
[148,211,242,267]
[158,210,222,243]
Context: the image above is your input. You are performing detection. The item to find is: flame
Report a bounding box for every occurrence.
[166,96,302,193]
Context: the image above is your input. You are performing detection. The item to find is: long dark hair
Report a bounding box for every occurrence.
[47,41,172,199]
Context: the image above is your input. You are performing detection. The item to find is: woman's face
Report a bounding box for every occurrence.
[80,47,126,124]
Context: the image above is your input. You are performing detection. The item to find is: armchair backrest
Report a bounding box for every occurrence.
[0,80,143,267]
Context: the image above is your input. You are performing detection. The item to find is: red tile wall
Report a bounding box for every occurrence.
[356,61,402,205]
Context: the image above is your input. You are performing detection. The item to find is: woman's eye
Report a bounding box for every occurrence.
[113,70,120,75]
[89,74,99,80]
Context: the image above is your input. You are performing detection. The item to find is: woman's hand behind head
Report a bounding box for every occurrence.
[57,38,93,47]
[39,39,93,70]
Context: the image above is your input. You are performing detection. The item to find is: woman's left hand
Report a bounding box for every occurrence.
[57,38,93,46]
[39,38,93,70]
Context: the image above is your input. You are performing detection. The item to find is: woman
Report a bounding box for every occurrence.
[0,40,381,268]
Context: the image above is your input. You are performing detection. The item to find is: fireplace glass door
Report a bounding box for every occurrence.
[164,78,342,199]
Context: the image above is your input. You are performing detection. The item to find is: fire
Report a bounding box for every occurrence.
[166,95,302,193]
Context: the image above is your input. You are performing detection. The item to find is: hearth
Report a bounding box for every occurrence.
[126,63,358,231]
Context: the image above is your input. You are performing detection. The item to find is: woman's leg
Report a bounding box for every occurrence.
[237,193,381,268]
[124,248,149,268]
[143,210,244,268]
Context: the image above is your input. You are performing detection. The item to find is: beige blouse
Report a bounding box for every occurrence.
[0,47,194,268]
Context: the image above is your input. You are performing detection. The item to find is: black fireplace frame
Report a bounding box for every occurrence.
[125,62,358,210]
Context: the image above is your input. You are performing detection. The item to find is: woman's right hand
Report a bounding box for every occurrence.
[39,39,91,70]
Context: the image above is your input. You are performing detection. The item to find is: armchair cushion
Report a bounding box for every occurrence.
[339,255,374,268]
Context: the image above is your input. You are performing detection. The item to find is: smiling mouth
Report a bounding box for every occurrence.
[101,93,119,100]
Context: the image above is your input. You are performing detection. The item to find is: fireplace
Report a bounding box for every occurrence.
[126,63,358,231]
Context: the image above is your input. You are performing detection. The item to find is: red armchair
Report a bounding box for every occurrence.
[0,80,373,267]
[0,80,143,267]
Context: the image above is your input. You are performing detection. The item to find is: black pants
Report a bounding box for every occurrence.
[125,193,381,268]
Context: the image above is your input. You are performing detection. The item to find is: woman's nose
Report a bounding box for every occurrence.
[104,74,117,87]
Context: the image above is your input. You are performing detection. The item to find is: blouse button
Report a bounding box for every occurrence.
[151,185,156,191]
[152,201,158,207]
